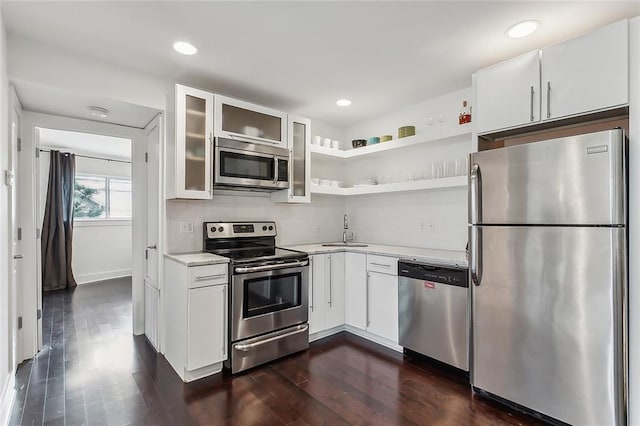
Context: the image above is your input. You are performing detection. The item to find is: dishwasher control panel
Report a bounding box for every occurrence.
[398,261,468,288]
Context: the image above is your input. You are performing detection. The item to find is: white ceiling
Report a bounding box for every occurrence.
[39,128,132,161]
[3,1,639,127]
[16,80,160,129]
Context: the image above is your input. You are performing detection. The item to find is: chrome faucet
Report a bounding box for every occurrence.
[343,214,349,243]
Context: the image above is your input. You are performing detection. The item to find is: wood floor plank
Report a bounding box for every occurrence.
[9,278,547,426]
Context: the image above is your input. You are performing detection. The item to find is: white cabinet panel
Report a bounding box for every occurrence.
[366,254,398,276]
[166,84,214,199]
[187,285,227,371]
[542,20,628,120]
[345,252,367,330]
[188,263,228,289]
[475,50,541,134]
[309,255,326,334]
[272,115,311,203]
[214,95,287,148]
[309,253,345,333]
[325,253,345,329]
[367,271,399,343]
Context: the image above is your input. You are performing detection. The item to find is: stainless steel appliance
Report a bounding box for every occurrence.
[398,261,469,371]
[203,221,309,373]
[469,128,627,425]
[214,138,289,191]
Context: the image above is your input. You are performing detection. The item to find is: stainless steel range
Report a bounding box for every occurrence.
[203,221,309,373]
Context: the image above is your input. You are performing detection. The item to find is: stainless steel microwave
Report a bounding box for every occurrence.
[214,138,290,191]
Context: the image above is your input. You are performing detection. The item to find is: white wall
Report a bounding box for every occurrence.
[341,88,472,250]
[38,151,132,284]
[166,194,345,253]
[0,8,15,425]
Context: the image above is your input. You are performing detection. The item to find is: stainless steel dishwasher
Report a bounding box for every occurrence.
[398,260,469,371]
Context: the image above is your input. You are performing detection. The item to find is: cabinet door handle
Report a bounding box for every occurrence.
[546,81,551,119]
[195,273,226,282]
[366,272,371,327]
[529,86,534,122]
[370,262,391,268]
[309,258,314,312]
[222,286,227,356]
[328,255,332,307]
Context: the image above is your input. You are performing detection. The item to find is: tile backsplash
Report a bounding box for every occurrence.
[165,193,346,253]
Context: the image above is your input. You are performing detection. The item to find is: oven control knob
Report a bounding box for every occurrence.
[218,227,224,232]
[262,225,267,231]
[268,226,274,231]
[210,227,216,233]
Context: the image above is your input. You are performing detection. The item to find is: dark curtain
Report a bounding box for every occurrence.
[42,150,77,291]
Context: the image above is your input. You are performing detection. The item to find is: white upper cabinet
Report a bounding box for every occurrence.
[541,20,628,121]
[476,19,629,135]
[214,95,287,148]
[272,115,311,203]
[475,50,541,134]
[166,84,214,199]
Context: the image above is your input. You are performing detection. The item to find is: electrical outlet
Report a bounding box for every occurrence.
[180,221,194,234]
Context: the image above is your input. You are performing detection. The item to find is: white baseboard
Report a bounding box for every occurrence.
[309,324,403,353]
[343,325,403,353]
[309,325,345,342]
[0,373,16,426]
[76,269,132,284]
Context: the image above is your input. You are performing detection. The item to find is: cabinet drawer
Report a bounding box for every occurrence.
[188,263,228,289]
[366,255,398,275]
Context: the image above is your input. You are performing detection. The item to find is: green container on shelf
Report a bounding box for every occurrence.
[398,125,416,138]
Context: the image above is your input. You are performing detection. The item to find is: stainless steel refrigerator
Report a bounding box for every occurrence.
[468,128,627,425]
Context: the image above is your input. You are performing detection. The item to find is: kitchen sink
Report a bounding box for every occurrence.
[321,243,369,247]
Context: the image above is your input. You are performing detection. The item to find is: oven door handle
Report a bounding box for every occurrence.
[234,324,309,351]
[234,259,309,274]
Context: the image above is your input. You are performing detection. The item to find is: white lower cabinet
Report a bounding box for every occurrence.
[187,285,227,371]
[164,258,228,382]
[366,271,399,342]
[343,253,399,344]
[345,252,367,330]
[309,253,345,335]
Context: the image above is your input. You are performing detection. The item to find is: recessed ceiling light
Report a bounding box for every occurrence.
[88,106,109,118]
[173,41,197,55]
[336,99,352,107]
[506,20,541,39]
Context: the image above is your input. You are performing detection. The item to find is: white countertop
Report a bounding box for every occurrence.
[285,243,468,268]
[164,252,230,266]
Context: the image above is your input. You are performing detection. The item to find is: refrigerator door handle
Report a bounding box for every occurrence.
[470,163,481,224]
[469,163,482,286]
[470,226,482,286]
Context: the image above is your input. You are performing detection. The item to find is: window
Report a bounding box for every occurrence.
[74,175,132,219]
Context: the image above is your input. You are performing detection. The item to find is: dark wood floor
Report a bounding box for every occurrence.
[9,278,546,426]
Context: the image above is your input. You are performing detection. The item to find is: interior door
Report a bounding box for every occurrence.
[9,102,21,373]
[145,115,161,287]
[144,114,162,351]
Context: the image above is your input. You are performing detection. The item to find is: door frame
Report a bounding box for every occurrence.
[19,111,148,361]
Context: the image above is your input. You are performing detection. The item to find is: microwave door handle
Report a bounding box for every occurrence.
[273,155,278,184]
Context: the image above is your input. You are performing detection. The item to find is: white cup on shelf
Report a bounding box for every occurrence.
[313,136,322,145]
[331,140,342,149]
[311,177,320,185]
[322,138,332,147]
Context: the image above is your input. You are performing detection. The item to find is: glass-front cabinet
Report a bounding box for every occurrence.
[214,95,287,148]
[167,84,214,199]
[272,115,311,203]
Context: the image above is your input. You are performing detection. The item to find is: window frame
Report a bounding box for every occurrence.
[73,173,132,221]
